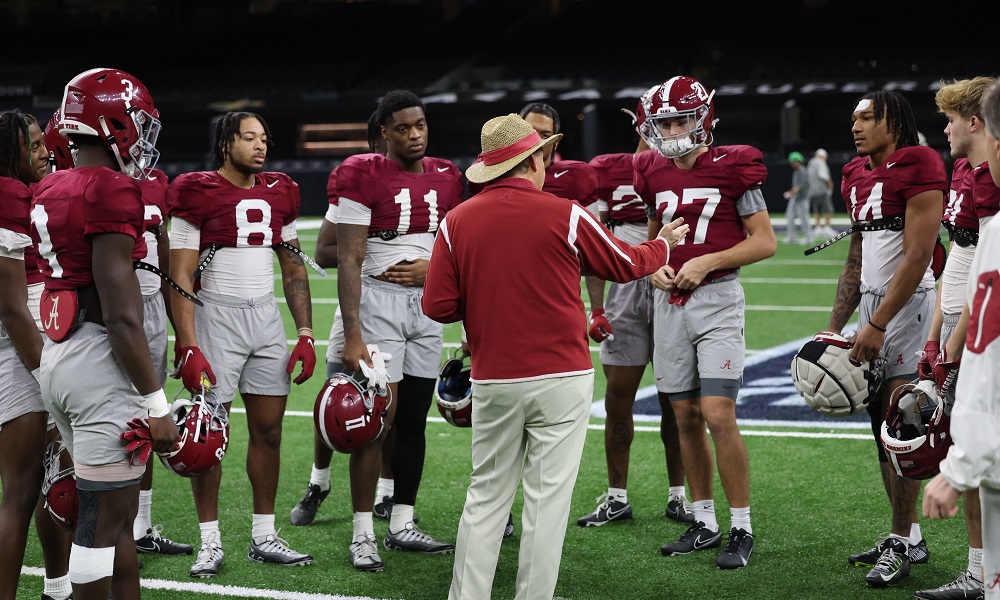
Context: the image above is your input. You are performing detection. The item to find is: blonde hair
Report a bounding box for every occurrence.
[935,77,997,119]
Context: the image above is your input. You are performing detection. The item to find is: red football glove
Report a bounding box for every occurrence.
[933,354,960,397]
[588,309,614,343]
[178,346,216,393]
[287,335,316,385]
[120,417,153,466]
[917,340,940,381]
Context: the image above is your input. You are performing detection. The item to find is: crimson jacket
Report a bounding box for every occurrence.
[422,178,668,383]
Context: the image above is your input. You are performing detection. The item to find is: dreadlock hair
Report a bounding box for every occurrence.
[859,90,919,149]
[0,109,38,181]
[376,90,425,127]
[212,111,273,170]
[366,109,382,152]
[519,103,561,134]
[935,76,997,120]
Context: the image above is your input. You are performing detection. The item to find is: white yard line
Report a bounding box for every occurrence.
[19,567,388,600]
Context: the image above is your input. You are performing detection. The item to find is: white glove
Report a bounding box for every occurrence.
[359,344,392,396]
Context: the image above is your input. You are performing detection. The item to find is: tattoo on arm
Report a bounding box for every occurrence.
[277,243,312,329]
[829,232,863,332]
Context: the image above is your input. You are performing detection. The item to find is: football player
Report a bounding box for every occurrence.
[923,77,1000,600]
[913,76,1000,600]
[574,111,693,528]
[519,103,599,208]
[634,75,776,569]
[828,90,947,587]
[336,90,464,571]
[168,111,316,577]
[290,110,406,527]
[0,109,72,600]
[30,68,179,600]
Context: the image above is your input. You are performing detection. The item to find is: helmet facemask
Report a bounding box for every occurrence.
[647,100,714,159]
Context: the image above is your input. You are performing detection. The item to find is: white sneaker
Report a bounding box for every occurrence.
[190,537,224,578]
[248,531,314,566]
[349,533,384,572]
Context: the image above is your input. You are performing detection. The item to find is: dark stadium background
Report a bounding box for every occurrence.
[2,0,992,216]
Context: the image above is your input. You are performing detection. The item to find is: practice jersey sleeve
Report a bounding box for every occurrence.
[166,173,208,227]
[82,171,144,239]
[973,164,1000,221]
[728,145,768,197]
[335,155,378,206]
[896,146,948,201]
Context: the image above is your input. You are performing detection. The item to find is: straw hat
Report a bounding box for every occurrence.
[466,114,563,184]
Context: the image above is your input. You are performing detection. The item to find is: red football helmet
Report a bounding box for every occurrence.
[315,373,391,453]
[622,85,660,145]
[644,76,717,158]
[158,391,230,477]
[44,109,77,172]
[59,67,160,179]
[41,438,77,532]
[880,379,952,480]
[436,350,472,427]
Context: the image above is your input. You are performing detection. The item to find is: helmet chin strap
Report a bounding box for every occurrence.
[99,115,135,177]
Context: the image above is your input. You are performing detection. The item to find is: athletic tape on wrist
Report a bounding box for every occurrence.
[142,388,170,418]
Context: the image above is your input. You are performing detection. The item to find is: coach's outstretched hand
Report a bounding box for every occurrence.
[656,217,689,250]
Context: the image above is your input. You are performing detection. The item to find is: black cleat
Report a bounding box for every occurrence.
[290,483,330,526]
[661,521,722,556]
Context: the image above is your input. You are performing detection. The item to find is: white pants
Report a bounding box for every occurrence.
[449,374,592,600]
[983,486,1000,599]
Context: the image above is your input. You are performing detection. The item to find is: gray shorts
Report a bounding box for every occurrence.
[599,276,655,366]
[360,278,443,382]
[652,279,745,396]
[860,286,934,381]
[0,326,45,429]
[810,194,833,214]
[38,322,145,469]
[143,292,168,387]
[195,290,291,403]
[325,305,345,364]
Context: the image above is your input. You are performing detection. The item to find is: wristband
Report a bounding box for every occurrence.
[297,327,314,338]
[869,322,886,333]
[142,388,170,418]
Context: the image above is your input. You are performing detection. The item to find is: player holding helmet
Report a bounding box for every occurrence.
[826,90,946,588]
[634,75,776,569]
[29,68,179,600]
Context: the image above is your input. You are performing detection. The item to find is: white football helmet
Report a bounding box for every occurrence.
[791,331,885,417]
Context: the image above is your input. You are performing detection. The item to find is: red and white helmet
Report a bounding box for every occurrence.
[791,331,885,418]
[644,76,717,158]
[59,67,160,179]
[436,350,472,427]
[880,379,952,480]
[158,391,230,477]
[41,438,77,532]
[44,109,77,172]
[622,85,660,145]
[314,373,391,453]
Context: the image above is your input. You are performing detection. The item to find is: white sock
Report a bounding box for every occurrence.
[199,520,221,547]
[353,512,374,540]
[692,500,718,531]
[970,547,984,581]
[730,506,752,534]
[608,487,628,503]
[251,514,276,544]
[310,465,331,491]
[133,489,153,540]
[389,503,415,532]
[376,477,394,501]
[909,522,922,545]
[43,574,71,600]
[668,486,687,501]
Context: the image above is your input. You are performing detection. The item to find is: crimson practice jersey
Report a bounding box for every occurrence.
[336,154,463,234]
[634,145,767,276]
[30,167,146,290]
[971,161,1000,222]
[589,153,645,224]
[138,168,169,257]
[543,159,599,206]
[167,171,300,250]
[944,159,978,230]
[0,177,41,284]
[841,145,947,289]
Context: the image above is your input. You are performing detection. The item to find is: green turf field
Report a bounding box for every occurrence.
[13,219,976,599]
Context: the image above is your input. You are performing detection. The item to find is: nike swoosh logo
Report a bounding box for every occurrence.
[437,167,449,172]
[713,154,728,162]
[886,162,897,169]
[183,349,193,365]
[147,176,157,181]
[692,534,716,549]
[267,180,279,188]
[656,376,664,381]
[606,505,628,519]
[553,170,569,178]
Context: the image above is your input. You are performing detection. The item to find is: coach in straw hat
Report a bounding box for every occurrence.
[422,113,688,600]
